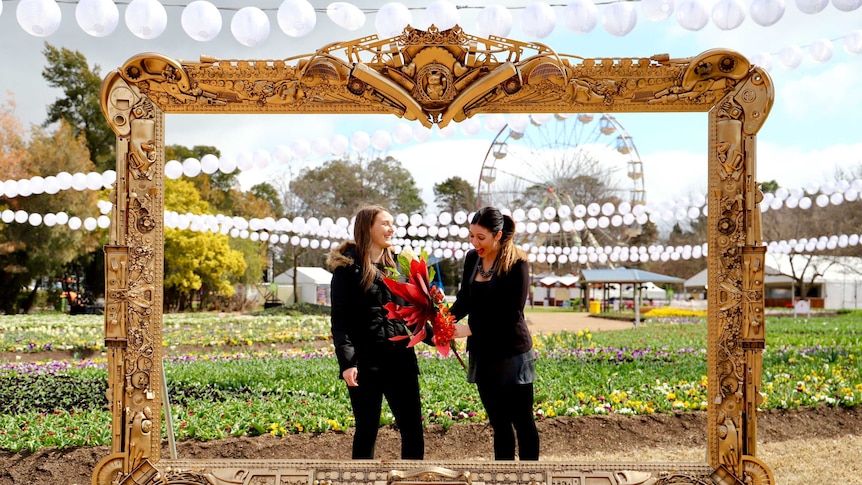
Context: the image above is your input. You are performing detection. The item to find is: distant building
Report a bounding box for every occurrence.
[273,267,333,305]
[683,256,862,310]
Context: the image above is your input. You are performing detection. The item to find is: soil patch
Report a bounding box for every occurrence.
[1,407,859,485]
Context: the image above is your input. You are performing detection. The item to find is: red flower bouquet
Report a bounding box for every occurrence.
[383,248,464,368]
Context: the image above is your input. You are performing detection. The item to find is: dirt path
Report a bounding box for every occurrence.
[525,311,633,334]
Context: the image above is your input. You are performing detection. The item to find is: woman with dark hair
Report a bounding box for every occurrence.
[327,205,425,460]
[450,206,539,460]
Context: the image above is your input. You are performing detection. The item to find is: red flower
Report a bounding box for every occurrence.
[383,253,462,366]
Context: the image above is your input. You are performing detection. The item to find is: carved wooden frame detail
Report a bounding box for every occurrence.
[95,26,774,485]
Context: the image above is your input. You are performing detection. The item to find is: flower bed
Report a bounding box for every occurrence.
[1,312,860,452]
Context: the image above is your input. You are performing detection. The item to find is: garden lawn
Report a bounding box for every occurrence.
[1,311,860,452]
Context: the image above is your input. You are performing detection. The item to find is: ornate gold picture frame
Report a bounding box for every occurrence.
[95,26,774,485]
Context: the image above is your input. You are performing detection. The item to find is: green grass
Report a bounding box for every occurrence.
[1,311,860,452]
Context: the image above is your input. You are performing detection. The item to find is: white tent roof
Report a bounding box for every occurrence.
[538,274,579,287]
[274,267,333,285]
[766,255,862,282]
[684,265,796,288]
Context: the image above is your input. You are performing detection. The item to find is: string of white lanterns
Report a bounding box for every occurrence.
[4,168,862,236]
[9,0,862,44]
[748,29,862,71]
[5,206,860,266]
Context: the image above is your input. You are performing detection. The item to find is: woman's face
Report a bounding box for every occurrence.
[469,223,501,259]
[369,211,395,251]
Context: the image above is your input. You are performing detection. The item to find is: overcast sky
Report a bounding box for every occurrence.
[2,1,861,210]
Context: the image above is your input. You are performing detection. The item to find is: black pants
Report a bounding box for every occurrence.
[477,382,539,460]
[346,371,424,459]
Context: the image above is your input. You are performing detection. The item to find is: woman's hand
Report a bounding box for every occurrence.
[343,367,359,386]
[453,323,472,338]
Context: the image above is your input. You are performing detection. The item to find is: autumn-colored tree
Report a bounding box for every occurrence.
[164,178,247,311]
[0,95,29,180]
[164,145,272,308]
[0,120,100,313]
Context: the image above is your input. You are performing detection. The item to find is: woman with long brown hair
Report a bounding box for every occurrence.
[327,205,425,460]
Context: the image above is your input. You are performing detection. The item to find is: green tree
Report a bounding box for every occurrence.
[290,155,425,218]
[41,43,115,172]
[0,121,100,313]
[164,179,247,311]
[433,176,476,214]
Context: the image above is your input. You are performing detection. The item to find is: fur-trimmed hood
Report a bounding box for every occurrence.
[326,242,357,271]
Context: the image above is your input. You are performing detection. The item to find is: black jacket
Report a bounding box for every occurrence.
[449,249,532,359]
[328,244,419,377]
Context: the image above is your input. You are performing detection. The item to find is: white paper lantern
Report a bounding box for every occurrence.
[371,130,392,151]
[376,2,411,38]
[350,131,371,151]
[231,7,270,47]
[42,176,59,195]
[27,213,42,226]
[68,216,83,230]
[86,172,104,190]
[290,139,311,160]
[749,0,784,26]
[562,0,598,34]
[17,0,62,37]
[391,123,413,144]
[778,45,803,69]
[28,176,44,195]
[412,124,432,142]
[125,0,167,40]
[56,172,72,190]
[483,114,507,133]
[327,2,365,30]
[844,30,862,54]
[16,179,32,197]
[269,145,291,164]
[305,137,327,158]
[218,154,237,174]
[326,134,347,156]
[508,114,529,134]
[809,38,834,62]
[749,52,773,71]
[76,0,120,37]
[198,153,219,174]
[181,0,222,41]
[178,158,198,178]
[641,0,674,21]
[278,0,316,37]
[71,172,88,191]
[522,2,557,39]
[252,149,272,169]
[424,0,459,30]
[476,4,513,38]
[795,0,829,13]
[676,0,709,30]
[602,2,637,36]
[712,0,746,30]
[101,170,117,188]
[438,123,458,138]
[461,117,482,136]
[83,217,98,231]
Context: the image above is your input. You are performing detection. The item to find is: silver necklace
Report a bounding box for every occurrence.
[477,259,496,278]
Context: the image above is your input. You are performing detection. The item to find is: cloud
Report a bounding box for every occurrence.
[779,63,862,119]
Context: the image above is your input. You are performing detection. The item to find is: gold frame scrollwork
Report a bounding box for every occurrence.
[95,25,775,485]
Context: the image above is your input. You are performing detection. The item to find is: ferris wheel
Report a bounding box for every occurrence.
[476,113,645,252]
